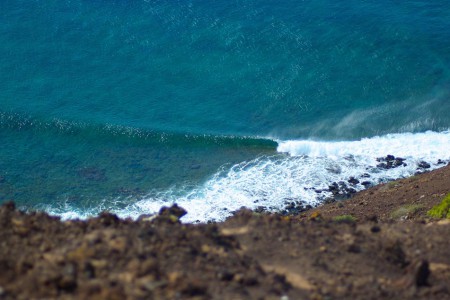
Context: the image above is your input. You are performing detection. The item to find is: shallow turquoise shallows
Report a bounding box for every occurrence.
[1,0,449,221]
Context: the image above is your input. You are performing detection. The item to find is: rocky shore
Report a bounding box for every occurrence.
[1,165,450,299]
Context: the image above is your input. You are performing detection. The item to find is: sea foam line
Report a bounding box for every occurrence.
[276,130,450,158]
[45,130,450,223]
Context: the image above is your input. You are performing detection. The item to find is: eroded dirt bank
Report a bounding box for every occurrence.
[1,166,449,299]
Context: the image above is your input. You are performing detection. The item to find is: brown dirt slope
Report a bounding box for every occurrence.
[1,166,450,300]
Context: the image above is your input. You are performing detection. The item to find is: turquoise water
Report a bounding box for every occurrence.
[1,1,450,221]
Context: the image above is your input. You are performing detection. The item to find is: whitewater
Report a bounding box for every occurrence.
[46,130,450,222]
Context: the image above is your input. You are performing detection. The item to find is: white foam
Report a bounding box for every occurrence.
[277,130,450,159]
[46,130,450,223]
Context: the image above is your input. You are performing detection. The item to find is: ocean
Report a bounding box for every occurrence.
[1,0,449,222]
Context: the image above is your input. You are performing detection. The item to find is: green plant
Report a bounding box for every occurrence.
[379,180,400,192]
[387,181,400,188]
[333,215,356,223]
[390,204,422,220]
[427,193,450,219]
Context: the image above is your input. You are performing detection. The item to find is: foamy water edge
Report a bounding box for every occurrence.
[44,130,450,222]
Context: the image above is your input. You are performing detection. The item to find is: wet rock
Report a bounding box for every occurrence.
[386,154,395,161]
[347,188,356,194]
[254,206,267,214]
[394,159,405,167]
[348,177,360,185]
[417,161,430,169]
[361,181,372,188]
[437,159,446,165]
[338,181,347,188]
[377,162,388,169]
[376,155,407,169]
[328,182,339,192]
[282,201,309,215]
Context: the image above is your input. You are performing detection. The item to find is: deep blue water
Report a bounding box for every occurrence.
[1,0,449,221]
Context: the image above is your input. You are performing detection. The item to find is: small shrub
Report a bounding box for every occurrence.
[333,215,356,223]
[388,181,400,188]
[427,193,450,219]
[390,204,422,220]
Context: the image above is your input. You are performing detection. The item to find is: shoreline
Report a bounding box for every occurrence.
[0,165,449,299]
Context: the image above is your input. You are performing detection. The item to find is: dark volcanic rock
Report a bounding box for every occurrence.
[326,181,360,200]
[377,162,388,169]
[376,155,407,170]
[328,182,339,192]
[282,201,310,215]
[418,161,431,169]
[348,177,360,185]
[361,181,372,188]
[159,204,187,219]
[386,154,395,161]
[254,206,267,214]
[413,260,430,287]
